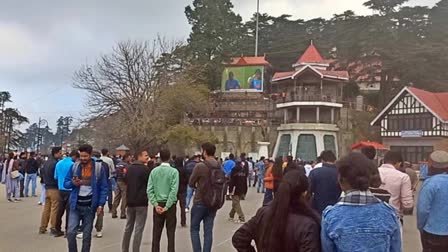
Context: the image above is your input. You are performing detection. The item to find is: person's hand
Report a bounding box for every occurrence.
[73,177,82,186]
[97,206,104,216]
[155,206,165,214]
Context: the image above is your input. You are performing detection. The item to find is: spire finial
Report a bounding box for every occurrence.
[311,39,314,46]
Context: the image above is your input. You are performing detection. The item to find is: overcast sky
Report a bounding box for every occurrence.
[0,0,438,129]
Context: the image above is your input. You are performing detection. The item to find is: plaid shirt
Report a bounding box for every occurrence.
[337,190,381,206]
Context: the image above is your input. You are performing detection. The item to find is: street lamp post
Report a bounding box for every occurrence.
[36,117,48,154]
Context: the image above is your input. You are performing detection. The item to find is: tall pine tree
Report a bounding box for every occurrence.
[185,0,246,89]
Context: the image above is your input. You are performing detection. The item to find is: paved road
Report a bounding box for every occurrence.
[0,184,422,252]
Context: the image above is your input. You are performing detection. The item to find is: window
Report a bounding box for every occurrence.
[296,134,317,162]
[277,134,291,158]
[387,113,433,131]
[324,135,337,156]
[390,146,433,164]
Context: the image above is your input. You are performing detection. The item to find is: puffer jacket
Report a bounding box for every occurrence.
[232,206,321,252]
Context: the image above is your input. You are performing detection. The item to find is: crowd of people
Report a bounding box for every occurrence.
[1,143,448,252]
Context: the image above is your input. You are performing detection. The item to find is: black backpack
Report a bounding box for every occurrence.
[202,162,228,210]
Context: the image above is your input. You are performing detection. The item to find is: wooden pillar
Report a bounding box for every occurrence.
[331,108,335,124]
[296,107,301,123]
[316,107,320,123]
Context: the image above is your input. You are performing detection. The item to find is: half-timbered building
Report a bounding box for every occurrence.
[370,86,448,163]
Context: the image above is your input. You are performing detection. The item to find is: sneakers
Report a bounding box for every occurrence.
[96,231,103,238]
[235,219,246,224]
[112,215,118,219]
[76,233,83,239]
[7,199,14,203]
[185,208,189,213]
[120,216,127,219]
[228,217,234,222]
[38,230,47,234]
[14,198,21,202]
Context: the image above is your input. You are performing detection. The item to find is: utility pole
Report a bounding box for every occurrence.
[255,0,260,56]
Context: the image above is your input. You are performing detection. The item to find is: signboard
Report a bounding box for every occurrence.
[401,130,423,138]
[221,66,264,92]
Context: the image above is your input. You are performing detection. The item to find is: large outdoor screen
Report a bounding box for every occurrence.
[221,66,264,92]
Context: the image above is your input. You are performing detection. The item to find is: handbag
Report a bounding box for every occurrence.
[10,170,20,179]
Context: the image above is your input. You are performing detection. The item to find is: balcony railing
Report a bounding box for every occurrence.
[275,93,343,104]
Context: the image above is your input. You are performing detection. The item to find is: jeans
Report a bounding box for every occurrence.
[262,189,273,206]
[56,190,71,232]
[25,173,37,196]
[186,186,195,209]
[40,183,46,203]
[67,205,95,252]
[190,204,216,252]
[257,176,265,193]
[122,206,148,252]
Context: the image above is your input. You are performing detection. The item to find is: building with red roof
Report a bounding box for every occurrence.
[271,42,349,160]
[370,86,448,163]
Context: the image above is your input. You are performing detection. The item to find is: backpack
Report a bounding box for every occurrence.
[72,161,103,183]
[115,162,127,180]
[202,162,228,210]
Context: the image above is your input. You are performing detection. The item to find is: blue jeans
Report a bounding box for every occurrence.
[40,184,46,203]
[186,186,195,209]
[190,204,216,252]
[67,205,95,252]
[25,173,37,196]
[257,176,265,193]
[262,189,273,206]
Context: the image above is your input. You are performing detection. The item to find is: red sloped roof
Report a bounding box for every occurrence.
[319,70,349,79]
[296,44,324,64]
[351,141,388,150]
[408,87,448,121]
[228,56,270,66]
[272,71,295,81]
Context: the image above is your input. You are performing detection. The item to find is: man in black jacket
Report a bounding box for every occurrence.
[39,147,63,235]
[25,152,40,197]
[229,160,248,223]
[122,149,150,252]
[173,157,188,227]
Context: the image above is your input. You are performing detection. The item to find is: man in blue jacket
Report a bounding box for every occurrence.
[417,150,448,251]
[64,144,108,252]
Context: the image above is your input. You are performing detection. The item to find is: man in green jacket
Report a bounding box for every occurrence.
[147,149,179,252]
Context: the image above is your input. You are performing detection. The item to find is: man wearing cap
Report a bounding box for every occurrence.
[417,150,448,251]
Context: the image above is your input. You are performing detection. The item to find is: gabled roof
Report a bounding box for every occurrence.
[228,56,270,66]
[272,65,349,82]
[296,44,324,64]
[370,86,448,126]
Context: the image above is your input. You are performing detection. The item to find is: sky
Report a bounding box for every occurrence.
[0,0,439,130]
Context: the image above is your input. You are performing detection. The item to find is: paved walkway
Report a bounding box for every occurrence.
[0,184,422,252]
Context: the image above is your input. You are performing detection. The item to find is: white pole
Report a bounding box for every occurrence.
[255,0,260,57]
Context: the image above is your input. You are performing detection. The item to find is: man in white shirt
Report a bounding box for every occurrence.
[378,151,413,222]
